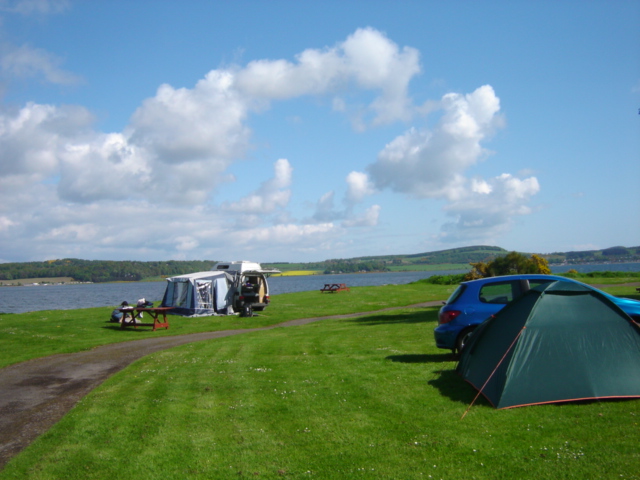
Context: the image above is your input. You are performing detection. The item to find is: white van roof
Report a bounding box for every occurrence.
[213,261,280,275]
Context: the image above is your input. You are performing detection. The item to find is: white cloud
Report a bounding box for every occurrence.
[471,178,492,194]
[57,133,151,203]
[0,102,92,190]
[0,27,541,261]
[175,236,199,251]
[368,85,503,200]
[129,71,250,164]
[0,0,69,15]
[342,204,380,228]
[365,84,541,243]
[311,170,378,228]
[345,171,375,204]
[0,215,15,231]
[224,158,293,214]
[441,174,540,241]
[0,43,81,85]
[312,190,340,223]
[235,27,420,127]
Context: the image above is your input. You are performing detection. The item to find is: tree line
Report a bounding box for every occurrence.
[320,259,389,274]
[0,259,216,283]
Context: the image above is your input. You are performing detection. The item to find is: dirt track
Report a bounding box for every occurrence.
[0,302,442,469]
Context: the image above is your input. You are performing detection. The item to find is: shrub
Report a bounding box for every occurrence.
[417,273,467,285]
[464,252,551,280]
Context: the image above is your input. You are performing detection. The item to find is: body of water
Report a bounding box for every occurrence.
[1,263,638,314]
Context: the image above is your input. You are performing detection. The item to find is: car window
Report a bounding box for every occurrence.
[445,285,466,305]
[528,280,553,289]
[479,282,518,304]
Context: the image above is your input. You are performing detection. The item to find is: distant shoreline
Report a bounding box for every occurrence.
[2,261,640,287]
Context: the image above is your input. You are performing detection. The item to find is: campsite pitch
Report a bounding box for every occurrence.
[2,310,640,478]
[1,281,639,479]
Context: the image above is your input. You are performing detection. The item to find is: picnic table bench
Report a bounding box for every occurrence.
[320,283,350,293]
[119,306,174,331]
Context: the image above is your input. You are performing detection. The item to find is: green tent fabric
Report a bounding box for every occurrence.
[456,281,640,409]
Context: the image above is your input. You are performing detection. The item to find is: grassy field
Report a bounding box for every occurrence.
[0,282,455,369]
[1,280,639,479]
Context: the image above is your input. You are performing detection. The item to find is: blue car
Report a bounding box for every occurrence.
[434,274,640,354]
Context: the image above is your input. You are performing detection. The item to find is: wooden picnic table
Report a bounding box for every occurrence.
[119,306,174,331]
[320,283,350,293]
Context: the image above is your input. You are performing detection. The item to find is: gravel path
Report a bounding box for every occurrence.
[0,301,442,469]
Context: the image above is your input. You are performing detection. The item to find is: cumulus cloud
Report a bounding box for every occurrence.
[441,173,540,241]
[345,171,375,204]
[342,204,381,228]
[57,133,151,203]
[0,43,81,85]
[0,27,540,261]
[0,102,93,190]
[368,85,503,200]
[235,27,420,126]
[128,71,250,164]
[0,28,421,210]
[224,158,293,214]
[310,171,379,228]
[366,84,539,243]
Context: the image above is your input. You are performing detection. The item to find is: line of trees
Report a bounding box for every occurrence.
[321,259,389,274]
[0,259,216,283]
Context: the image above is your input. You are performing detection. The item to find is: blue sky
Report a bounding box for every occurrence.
[0,0,638,263]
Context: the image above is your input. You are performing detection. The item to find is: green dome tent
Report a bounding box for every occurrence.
[457,281,640,409]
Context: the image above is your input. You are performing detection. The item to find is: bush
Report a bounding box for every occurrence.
[464,252,551,280]
[416,273,467,285]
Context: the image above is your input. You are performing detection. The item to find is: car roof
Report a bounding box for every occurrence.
[461,274,577,286]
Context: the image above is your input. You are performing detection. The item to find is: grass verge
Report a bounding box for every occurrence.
[2,306,639,479]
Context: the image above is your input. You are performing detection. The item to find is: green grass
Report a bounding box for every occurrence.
[2,306,639,479]
[0,283,456,369]
[1,280,637,369]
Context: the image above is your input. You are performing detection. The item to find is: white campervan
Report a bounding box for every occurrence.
[213,261,281,316]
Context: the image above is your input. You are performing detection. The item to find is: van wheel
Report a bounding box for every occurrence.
[455,327,475,355]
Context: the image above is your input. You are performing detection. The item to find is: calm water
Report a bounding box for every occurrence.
[1,263,638,314]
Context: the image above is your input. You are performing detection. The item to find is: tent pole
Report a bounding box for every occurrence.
[461,326,527,420]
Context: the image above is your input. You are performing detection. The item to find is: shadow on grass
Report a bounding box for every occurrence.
[427,369,489,406]
[101,323,152,333]
[346,309,437,326]
[386,353,455,364]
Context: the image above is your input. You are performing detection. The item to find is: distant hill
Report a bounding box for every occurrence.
[1,246,638,283]
[542,245,640,265]
[0,259,215,284]
[351,245,508,265]
[266,245,640,273]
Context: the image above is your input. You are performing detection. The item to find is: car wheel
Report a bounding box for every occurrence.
[455,327,476,355]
